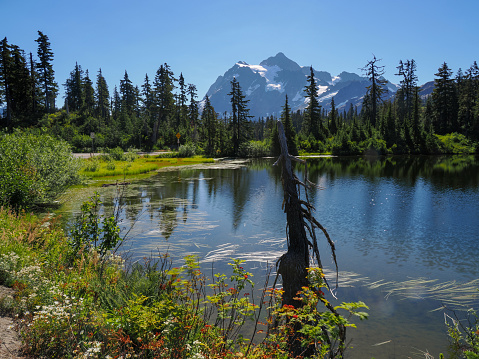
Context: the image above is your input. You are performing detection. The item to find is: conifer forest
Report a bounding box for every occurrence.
[1,32,479,156]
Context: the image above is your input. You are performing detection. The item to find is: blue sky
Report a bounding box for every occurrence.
[2,0,478,102]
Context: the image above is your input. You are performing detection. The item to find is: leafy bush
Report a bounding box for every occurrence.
[241,140,271,158]
[436,133,476,154]
[0,130,81,209]
[178,143,196,157]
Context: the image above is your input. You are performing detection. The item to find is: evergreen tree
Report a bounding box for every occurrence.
[152,63,176,146]
[302,66,323,140]
[10,45,34,125]
[119,70,136,117]
[328,97,338,135]
[395,59,418,126]
[35,31,58,113]
[95,68,110,122]
[201,95,217,155]
[177,73,189,132]
[229,77,251,156]
[64,62,84,112]
[432,62,458,134]
[82,69,95,116]
[361,55,387,127]
[187,83,199,143]
[278,94,298,155]
[458,63,478,136]
[0,37,13,125]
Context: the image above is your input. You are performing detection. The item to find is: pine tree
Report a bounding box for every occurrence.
[458,63,478,136]
[432,62,458,134]
[35,31,58,113]
[361,56,387,127]
[328,97,338,135]
[229,77,251,156]
[95,68,110,122]
[64,62,84,112]
[0,37,13,125]
[302,66,323,140]
[152,63,176,145]
[83,69,95,116]
[187,83,199,143]
[10,45,34,125]
[201,95,217,155]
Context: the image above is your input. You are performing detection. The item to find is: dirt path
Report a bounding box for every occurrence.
[0,286,23,358]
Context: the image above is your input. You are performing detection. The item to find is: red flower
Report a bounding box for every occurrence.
[244,274,248,279]
[292,315,298,319]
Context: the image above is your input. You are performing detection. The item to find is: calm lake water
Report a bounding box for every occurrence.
[60,155,479,358]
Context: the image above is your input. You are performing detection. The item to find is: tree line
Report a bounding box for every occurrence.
[1,32,479,156]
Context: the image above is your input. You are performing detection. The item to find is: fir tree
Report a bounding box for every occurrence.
[187,83,199,143]
[361,55,387,127]
[302,66,323,140]
[95,68,110,122]
[201,95,217,155]
[432,62,458,134]
[229,77,252,156]
[35,31,58,113]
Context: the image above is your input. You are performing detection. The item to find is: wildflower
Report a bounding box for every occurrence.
[243,275,248,279]
[292,315,298,319]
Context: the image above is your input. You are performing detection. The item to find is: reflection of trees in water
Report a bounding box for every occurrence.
[303,155,479,190]
[299,155,479,278]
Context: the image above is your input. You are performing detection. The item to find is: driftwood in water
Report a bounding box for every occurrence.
[274,120,344,357]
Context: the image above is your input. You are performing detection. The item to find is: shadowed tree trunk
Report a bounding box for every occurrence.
[274,120,345,357]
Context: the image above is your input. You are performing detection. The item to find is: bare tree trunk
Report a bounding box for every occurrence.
[274,120,345,357]
[275,120,310,307]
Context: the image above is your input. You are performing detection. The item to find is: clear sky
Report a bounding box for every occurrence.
[2,0,478,102]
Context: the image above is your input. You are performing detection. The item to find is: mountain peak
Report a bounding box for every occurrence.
[260,52,301,72]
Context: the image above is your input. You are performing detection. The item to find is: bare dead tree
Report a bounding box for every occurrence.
[273,120,345,357]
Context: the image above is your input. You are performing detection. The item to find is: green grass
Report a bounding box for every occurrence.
[80,155,215,179]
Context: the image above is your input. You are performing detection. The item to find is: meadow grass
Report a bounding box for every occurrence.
[80,155,215,179]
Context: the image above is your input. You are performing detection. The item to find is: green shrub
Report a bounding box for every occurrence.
[178,143,196,157]
[241,140,271,158]
[0,130,81,209]
[109,147,125,161]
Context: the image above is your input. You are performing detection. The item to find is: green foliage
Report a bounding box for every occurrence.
[241,140,271,158]
[69,192,122,259]
[445,308,479,358]
[1,203,368,359]
[178,143,196,158]
[436,132,476,154]
[0,130,81,209]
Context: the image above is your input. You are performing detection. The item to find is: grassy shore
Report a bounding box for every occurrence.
[80,154,215,180]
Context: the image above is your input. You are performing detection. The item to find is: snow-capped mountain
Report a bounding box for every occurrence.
[202,52,399,118]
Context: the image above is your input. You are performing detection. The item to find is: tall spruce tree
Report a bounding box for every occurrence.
[201,95,217,155]
[432,62,458,134]
[0,37,13,125]
[229,77,251,156]
[152,63,176,145]
[83,69,95,116]
[361,56,387,127]
[95,68,110,123]
[64,62,84,112]
[187,83,199,143]
[302,66,323,140]
[281,94,298,155]
[35,31,57,113]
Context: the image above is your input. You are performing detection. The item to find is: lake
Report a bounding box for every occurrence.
[59,155,479,358]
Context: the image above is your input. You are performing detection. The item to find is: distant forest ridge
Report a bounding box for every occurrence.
[1,32,479,157]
